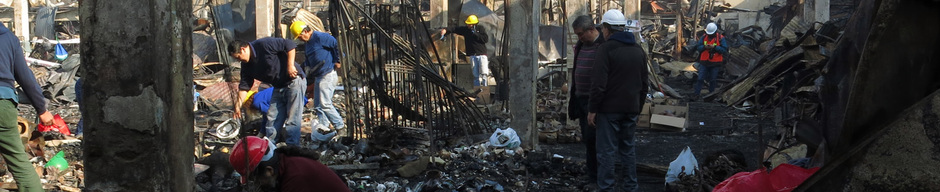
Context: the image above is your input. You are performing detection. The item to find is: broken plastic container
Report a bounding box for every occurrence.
[45,151,68,172]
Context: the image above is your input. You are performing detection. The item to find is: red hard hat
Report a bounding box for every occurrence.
[229,136,271,178]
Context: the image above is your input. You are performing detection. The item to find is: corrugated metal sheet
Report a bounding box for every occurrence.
[726,46,761,77]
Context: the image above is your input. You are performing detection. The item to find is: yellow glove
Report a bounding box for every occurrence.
[242,90,257,106]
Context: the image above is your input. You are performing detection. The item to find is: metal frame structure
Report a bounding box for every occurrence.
[329,0,492,145]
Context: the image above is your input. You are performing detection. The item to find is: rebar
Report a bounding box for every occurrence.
[330,0,493,145]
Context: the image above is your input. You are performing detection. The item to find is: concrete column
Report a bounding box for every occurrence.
[80,0,194,191]
[256,0,274,38]
[623,0,640,20]
[815,0,830,24]
[803,0,815,22]
[507,0,539,149]
[13,0,27,50]
[430,0,448,28]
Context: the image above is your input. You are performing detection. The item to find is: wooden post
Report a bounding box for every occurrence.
[507,0,540,149]
[13,0,27,50]
[675,1,683,60]
[80,0,194,191]
[257,0,274,38]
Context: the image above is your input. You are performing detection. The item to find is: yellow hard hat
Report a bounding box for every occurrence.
[465,15,479,25]
[289,21,307,39]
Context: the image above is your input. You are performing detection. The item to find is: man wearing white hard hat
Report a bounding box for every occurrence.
[588,9,649,192]
[693,22,728,100]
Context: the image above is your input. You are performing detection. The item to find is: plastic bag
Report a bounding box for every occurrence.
[488,128,521,148]
[37,114,70,135]
[712,164,819,192]
[768,164,819,192]
[54,43,68,61]
[665,146,699,184]
[713,168,773,192]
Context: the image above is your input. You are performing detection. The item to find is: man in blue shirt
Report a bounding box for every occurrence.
[0,22,52,192]
[290,21,344,132]
[228,38,306,146]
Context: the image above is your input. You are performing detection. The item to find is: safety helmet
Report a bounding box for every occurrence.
[229,136,276,179]
[601,9,626,26]
[465,15,479,25]
[706,23,718,35]
[290,21,308,39]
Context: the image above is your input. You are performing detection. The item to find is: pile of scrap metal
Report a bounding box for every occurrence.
[639,0,784,98]
[695,0,940,190]
[329,0,492,145]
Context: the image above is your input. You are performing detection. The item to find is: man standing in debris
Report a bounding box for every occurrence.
[567,15,605,187]
[440,14,490,89]
[230,136,349,191]
[588,9,649,192]
[0,23,53,192]
[693,22,728,100]
[229,38,306,146]
[289,21,345,133]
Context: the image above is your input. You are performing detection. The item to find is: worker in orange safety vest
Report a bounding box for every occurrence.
[693,22,728,100]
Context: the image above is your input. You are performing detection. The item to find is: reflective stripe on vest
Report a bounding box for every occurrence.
[699,34,724,63]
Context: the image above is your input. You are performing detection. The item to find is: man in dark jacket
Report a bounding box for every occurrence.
[0,23,53,192]
[693,22,728,99]
[588,9,649,192]
[229,38,306,146]
[567,15,604,185]
[440,15,490,88]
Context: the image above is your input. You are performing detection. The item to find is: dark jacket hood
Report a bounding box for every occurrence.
[609,31,636,45]
[0,23,9,36]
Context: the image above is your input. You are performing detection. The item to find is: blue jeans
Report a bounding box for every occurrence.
[470,55,489,86]
[314,70,344,130]
[595,113,638,192]
[75,78,83,135]
[265,77,306,146]
[694,63,720,95]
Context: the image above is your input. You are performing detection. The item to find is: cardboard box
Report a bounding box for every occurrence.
[638,102,652,128]
[651,98,681,105]
[650,104,689,131]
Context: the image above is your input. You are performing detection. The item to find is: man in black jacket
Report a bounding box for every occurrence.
[588,9,649,192]
[567,15,604,186]
[440,15,490,88]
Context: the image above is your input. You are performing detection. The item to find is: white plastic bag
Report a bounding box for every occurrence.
[488,128,521,148]
[665,146,699,184]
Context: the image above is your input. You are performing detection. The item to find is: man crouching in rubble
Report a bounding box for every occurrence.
[588,9,649,192]
[230,136,349,191]
[229,38,306,147]
[289,21,345,134]
[0,23,54,191]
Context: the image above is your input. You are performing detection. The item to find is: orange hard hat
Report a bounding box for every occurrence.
[229,136,274,179]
